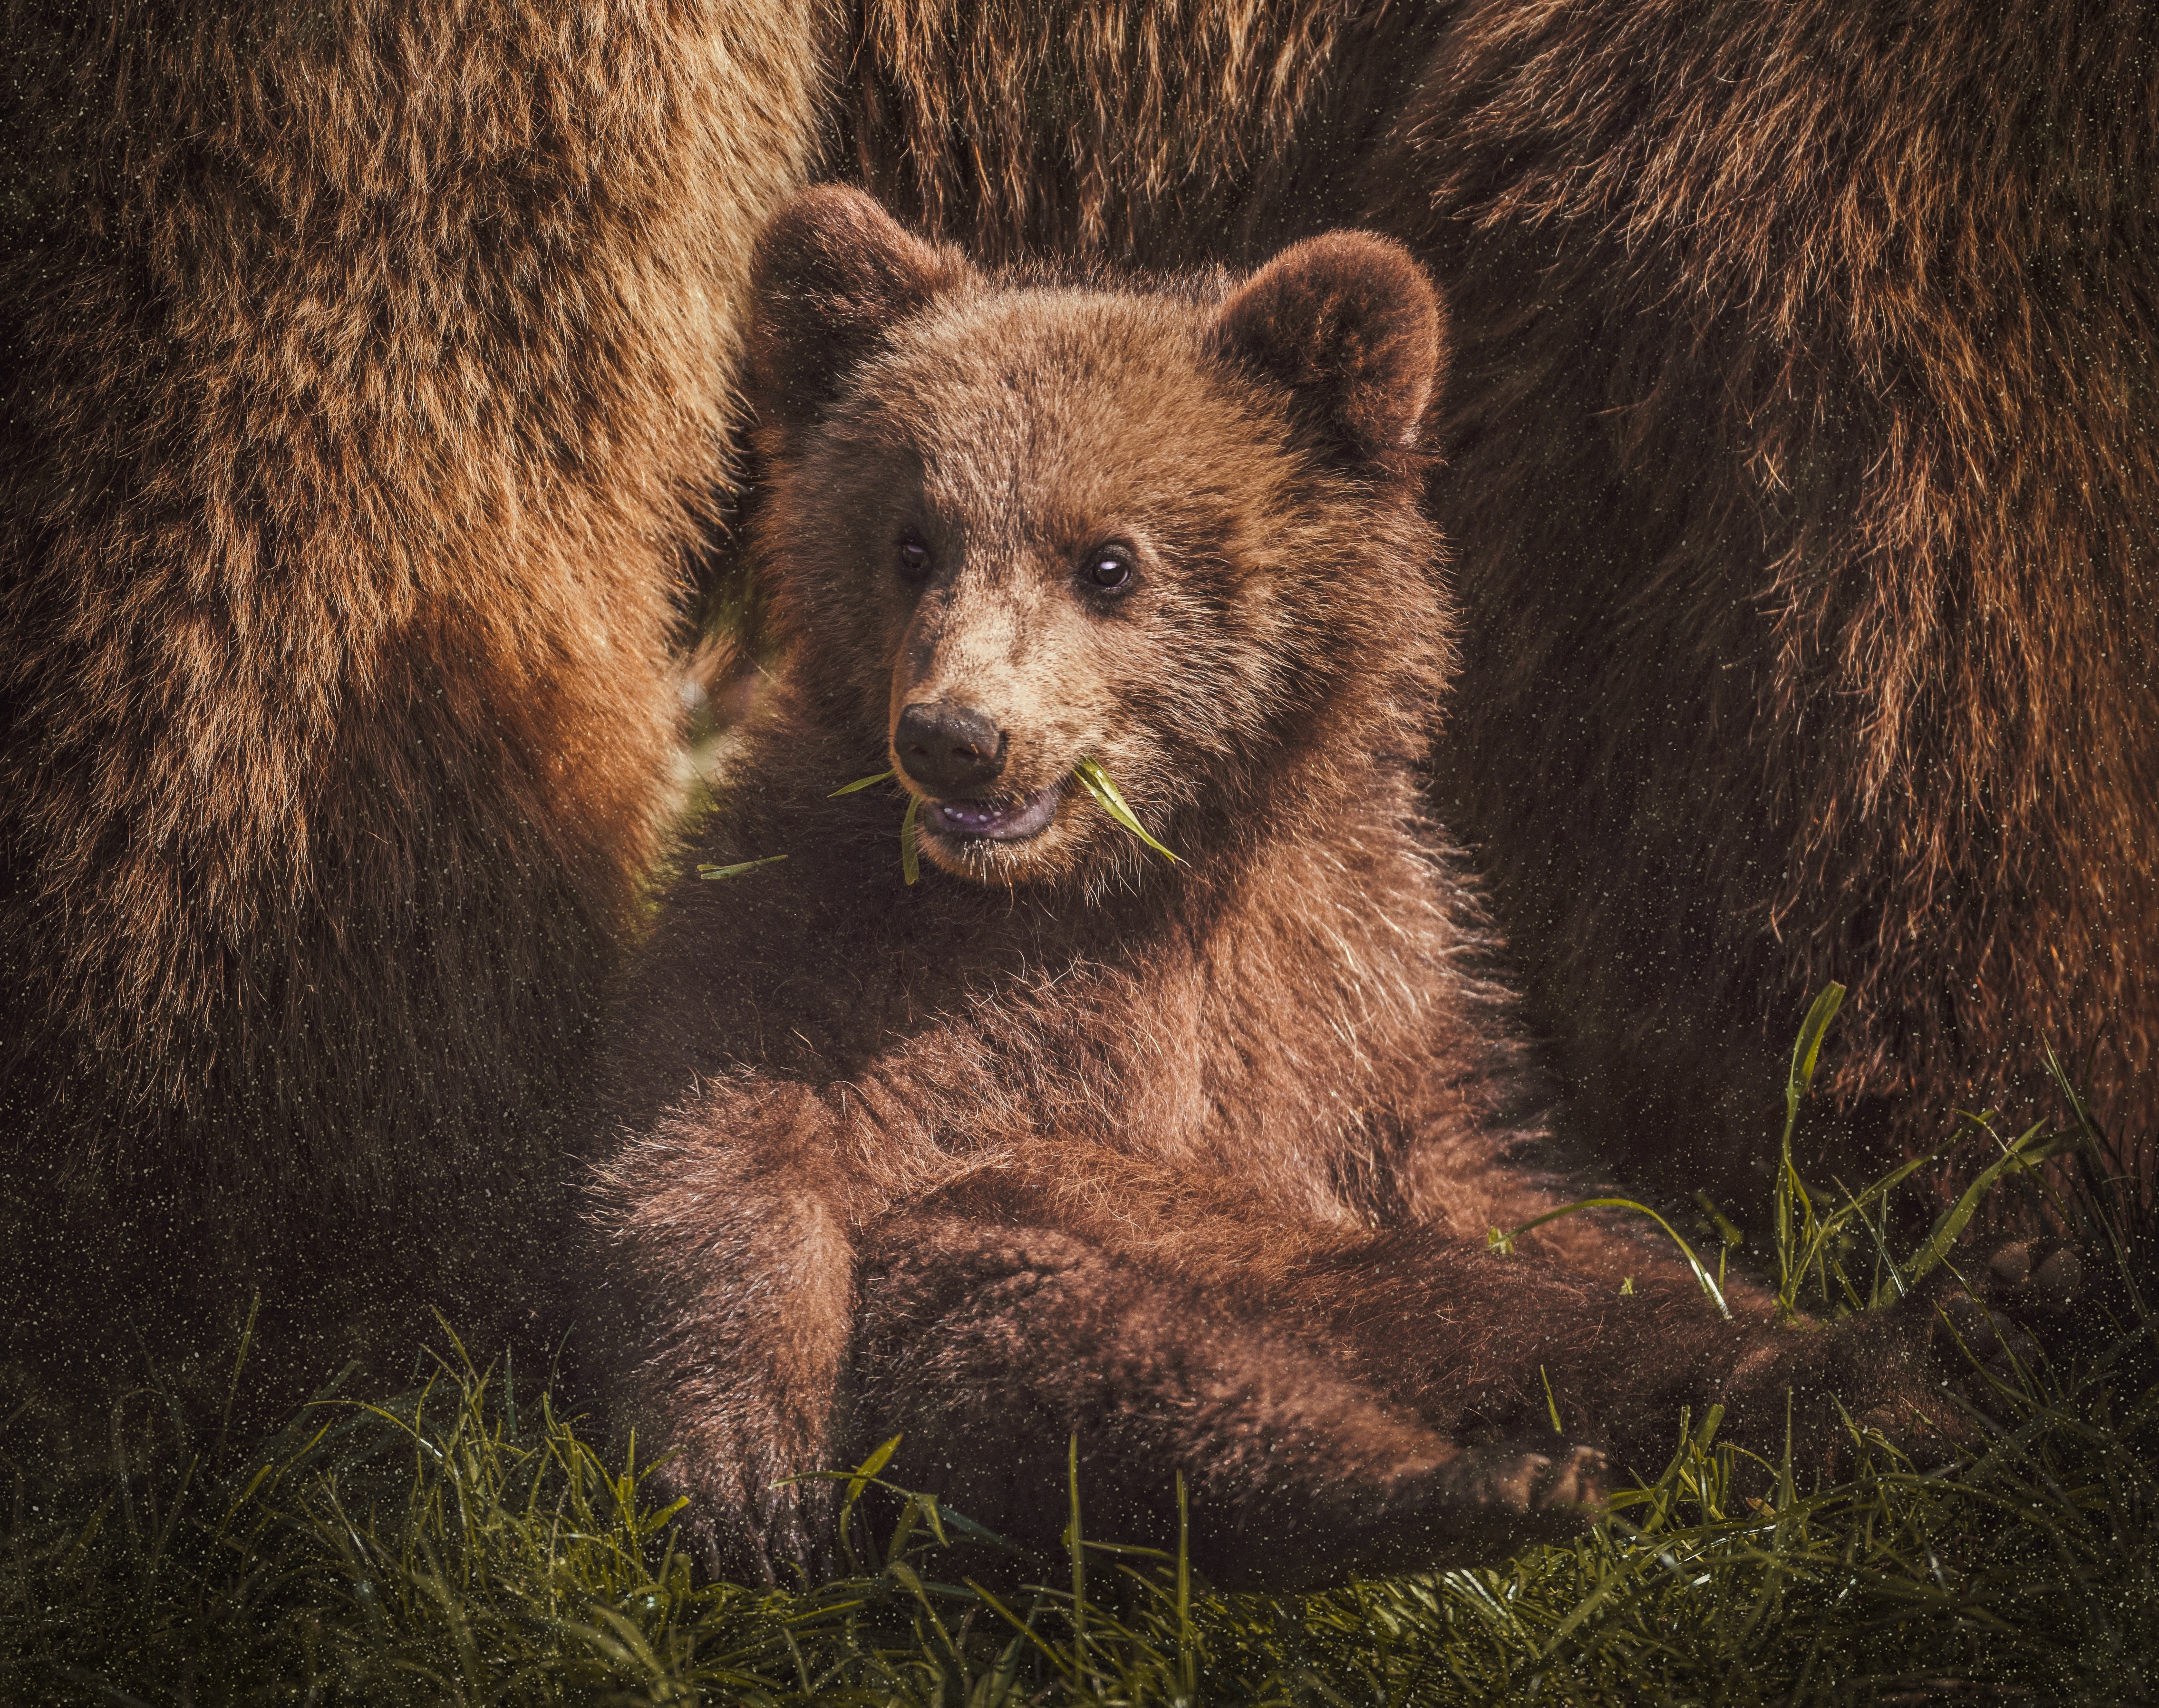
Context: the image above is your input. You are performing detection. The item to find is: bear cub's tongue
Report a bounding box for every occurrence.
[924,783,1062,842]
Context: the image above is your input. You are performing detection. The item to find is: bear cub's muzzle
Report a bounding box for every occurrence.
[894,700,1067,844]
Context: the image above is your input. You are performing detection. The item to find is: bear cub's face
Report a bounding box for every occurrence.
[745,189,1447,890]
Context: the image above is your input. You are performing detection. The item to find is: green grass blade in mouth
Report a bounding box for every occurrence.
[823,767,920,882]
[824,769,926,882]
[1072,757,1180,864]
[697,854,788,880]
[829,769,896,797]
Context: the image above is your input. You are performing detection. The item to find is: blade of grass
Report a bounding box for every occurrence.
[829,770,895,797]
[1072,757,1179,864]
[1064,1433,1085,1685]
[777,1469,1026,1556]
[2043,1045,2152,1325]
[1830,1175,1908,1305]
[1175,1471,1195,1704]
[1491,1197,1732,1320]
[834,1434,901,1575]
[1785,984,1846,1123]
[1782,1146,1944,1312]
[212,1292,261,1466]
[901,794,922,884]
[697,854,788,880]
[1904,1121,2079,1284]
[1776,984,1845,1312]
[825,768,924,883]
[1694,1191,1744,1251]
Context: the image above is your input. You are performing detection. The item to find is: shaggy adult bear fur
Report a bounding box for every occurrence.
[0,0,827,1433]
[831,0,2159,1222]
[1375,0,2159,1213]
[594,188,2034,1590]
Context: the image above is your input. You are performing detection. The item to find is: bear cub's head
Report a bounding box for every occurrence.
[745,187,1450,892]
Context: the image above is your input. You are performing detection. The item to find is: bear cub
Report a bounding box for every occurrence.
[594,187,2007,1591]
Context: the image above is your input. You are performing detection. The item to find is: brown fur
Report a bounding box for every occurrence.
[1375,0,2159,1212]
[0,0,829,1432]
[830,0,2159,1221]
[595,191,1986,1590]
[833,0,1434,269]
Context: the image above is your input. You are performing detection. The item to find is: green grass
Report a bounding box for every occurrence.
[5,1297,2154,1706]
[7,1004,2155,1704]
[1491,985,2126,1332]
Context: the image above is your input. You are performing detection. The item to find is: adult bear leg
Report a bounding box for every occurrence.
[846,1213,1604,1592]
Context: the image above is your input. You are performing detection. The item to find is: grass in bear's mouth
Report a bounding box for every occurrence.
[824,757,1179,884]
[1070,757,1180,864]
[8,1049,2155,1704]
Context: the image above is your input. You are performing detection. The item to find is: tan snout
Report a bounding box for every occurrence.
[886,565,1094,811]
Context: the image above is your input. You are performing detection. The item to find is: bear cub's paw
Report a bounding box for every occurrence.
[1224,1441,1607,1592]
[1352,1441,1607,1578]
[1937,1236,2089,1380]
[1432,1440,1608,1530]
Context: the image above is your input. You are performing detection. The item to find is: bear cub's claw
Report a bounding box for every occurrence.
[1232,1441,1608,1592]
[1983,1238,2085,1310]
[1440,1440,1608,1522]
[1359,1441,1608,1574]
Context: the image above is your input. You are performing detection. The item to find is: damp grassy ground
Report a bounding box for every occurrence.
[6,1020,2156,1706]
[5,1297,2155,1708]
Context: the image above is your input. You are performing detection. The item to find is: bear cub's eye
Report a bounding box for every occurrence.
[896,535,932,583]
[1084,546,1135,595]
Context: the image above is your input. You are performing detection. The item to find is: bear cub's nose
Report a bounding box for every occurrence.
[895,701,1008,796]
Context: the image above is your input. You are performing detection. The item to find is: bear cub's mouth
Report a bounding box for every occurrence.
[922,783,1063,843]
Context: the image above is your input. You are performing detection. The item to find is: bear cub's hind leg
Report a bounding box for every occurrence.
[850,1214,1607,1592]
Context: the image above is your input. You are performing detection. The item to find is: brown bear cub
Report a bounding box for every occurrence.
[595,187,2000,1591]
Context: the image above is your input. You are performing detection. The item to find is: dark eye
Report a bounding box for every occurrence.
[1084,546,1134,594]
[897,535,932,582]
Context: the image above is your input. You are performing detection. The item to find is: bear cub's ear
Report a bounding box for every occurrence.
[1206,232,1446,468]
[746,187,975,439]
